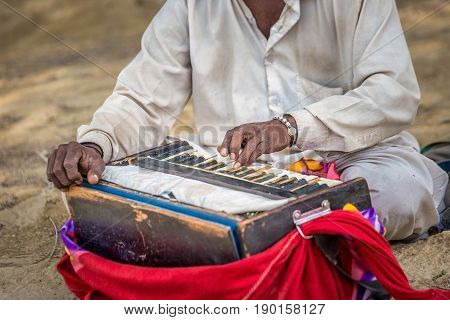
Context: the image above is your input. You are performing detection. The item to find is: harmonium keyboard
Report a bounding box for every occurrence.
[65,140,372,267]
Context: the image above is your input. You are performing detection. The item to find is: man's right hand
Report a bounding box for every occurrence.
[47,141,105,191]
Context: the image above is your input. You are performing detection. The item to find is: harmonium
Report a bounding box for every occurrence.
[65,140,372,267]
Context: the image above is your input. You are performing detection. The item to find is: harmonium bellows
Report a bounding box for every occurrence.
[65,140,372,267]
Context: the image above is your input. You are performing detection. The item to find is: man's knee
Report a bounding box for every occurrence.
[371,188,432,241]
[340,164,438,240]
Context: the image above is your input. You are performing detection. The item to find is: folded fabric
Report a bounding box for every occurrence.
[288,158,340,180]
[57,209,449,300]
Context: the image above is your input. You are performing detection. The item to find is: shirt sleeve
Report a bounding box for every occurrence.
[289,0,420,152]
[77,0,191,162]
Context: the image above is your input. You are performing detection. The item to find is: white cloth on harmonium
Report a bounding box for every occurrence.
[101,165,290,215]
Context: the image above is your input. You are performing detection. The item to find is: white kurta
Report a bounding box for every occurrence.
[77,0,448,240]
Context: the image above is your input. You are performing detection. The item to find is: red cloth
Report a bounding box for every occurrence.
[57,210,449,300]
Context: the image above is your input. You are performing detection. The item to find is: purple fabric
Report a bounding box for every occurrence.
[360,207,385,235]
[353,208,385,299]
[60,219,80,252]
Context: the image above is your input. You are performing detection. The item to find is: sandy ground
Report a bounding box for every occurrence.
[0,0,449,299]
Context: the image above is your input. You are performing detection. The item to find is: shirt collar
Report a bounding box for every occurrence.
[239,0,300,18]
[284,0,300,14]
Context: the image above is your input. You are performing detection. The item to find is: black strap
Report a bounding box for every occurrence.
[314,234,391,300]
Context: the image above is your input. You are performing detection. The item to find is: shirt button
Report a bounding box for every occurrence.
[272,24,282,33]
[266,54,273,64]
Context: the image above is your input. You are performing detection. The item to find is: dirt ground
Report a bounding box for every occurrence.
[0,0,449,299]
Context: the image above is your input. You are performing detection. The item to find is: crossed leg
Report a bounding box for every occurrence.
[335,136,447,240]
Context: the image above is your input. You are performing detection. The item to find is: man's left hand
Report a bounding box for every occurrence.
[218,116,296,167]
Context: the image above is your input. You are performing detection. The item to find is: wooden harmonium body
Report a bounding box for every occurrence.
[66,140,372,267]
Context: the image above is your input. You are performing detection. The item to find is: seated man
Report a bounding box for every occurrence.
[47,0,448,240]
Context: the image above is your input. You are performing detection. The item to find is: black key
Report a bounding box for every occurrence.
[267,175,289,186]
[154,144,193,160]
[190,156,206,165]
[253,174,276,183]
[292,184,318,195]
[145,141,189,158]
[228,167,248,176]
[178,155,196,165]
[205,163,227,171]
[181,155,204,166]
[293,183,328,196]
[287,179,308,191]
[279,178,300,189]
[169,153,191,163]
[237,169,256,178]
[197,159,218,169]
[246,172,266,181]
